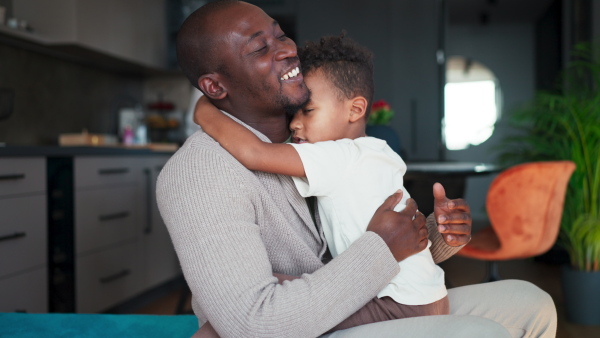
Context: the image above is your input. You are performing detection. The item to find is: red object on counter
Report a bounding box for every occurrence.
[147,101,175,111]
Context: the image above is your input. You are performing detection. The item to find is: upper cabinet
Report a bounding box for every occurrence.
[7,0,169,72]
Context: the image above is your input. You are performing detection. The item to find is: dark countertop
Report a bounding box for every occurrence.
[0,145,177,157]
[403,162,502,216]
[406,162,502,176]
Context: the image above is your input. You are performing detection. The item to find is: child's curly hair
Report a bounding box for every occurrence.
[298,33,375,115]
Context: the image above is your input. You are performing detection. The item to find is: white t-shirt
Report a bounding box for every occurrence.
[290,137,447,305]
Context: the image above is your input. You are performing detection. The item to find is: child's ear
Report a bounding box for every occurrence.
[198,74,227,100]
[349,96,368,123]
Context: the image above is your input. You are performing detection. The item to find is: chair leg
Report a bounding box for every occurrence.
[482,261,501,282]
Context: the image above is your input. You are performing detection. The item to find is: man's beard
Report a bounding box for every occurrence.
[243,73,309,118]
[279,87,311,120]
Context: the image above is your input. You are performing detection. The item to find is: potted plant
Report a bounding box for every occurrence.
[498,42,600,325]
[366,100,403,156]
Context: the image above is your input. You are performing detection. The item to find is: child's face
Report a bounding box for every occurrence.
[290,70,352,144]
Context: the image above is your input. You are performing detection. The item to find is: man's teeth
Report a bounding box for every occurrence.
[281,67,300,81]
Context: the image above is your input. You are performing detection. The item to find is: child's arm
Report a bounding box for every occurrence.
[273,273,300,283]
[194,96,305,177]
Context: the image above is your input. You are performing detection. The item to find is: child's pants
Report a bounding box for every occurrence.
[328,295,449,332]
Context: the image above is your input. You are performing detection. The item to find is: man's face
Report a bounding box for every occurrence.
[215,3,309,115]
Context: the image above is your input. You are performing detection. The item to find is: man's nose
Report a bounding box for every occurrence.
[274,39,297,61]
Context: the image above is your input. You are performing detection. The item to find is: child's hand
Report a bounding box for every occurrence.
[433,182,472,247]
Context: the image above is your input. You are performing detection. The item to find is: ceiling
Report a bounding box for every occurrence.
[448,0,556,24]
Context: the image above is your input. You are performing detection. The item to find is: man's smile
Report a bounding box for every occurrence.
[280,66,301,81]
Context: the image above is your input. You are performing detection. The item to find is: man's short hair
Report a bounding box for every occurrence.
[298,34,375,115]
[176,0,239,89]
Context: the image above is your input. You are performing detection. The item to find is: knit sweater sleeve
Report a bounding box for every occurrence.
[156,145,400,338]
[427,213,465,263]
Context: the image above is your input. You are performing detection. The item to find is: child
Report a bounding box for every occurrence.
[195,34,448,336]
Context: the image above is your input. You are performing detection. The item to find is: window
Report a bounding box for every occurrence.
[444,56,500,151]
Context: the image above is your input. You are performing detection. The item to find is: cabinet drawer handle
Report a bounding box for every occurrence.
[98,211,130,222]
[143,168,152,234]
[0,231,26,242]
[98,168,129,175]
[99,269,131,284]
[0,173,25,181]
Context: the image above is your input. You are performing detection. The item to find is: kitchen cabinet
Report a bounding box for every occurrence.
[73,157,145,313]
[76,240,144,313]
[0,157,48,313]
[51,155,180,313]
[0,149,180,313]
[10,0,168,70]
[141,156,180,290]
[0,268,48,313]
[74,157,142,256]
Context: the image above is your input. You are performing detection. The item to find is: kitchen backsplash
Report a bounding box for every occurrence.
[0,43,144,145]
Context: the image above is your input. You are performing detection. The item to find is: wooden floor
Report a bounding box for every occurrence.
[135,257,600,337]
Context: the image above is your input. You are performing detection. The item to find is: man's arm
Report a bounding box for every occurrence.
[196,273,302,338]
[194,96,305,177]
[156,146,401,337]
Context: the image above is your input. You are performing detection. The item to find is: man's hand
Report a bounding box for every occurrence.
[433,182,472,247]
[366,190,428,262]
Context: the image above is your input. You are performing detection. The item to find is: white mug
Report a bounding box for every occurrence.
[7,17,18,29]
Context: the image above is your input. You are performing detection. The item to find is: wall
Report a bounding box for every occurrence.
[0,43,143,145]
[391,0,442,161]
[595,0,600,41]
[444,22,535,221]
[294,0,442,161]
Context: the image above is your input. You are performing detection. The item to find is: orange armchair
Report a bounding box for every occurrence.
[456,161,576,282]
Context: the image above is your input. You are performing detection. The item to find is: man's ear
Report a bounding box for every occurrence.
[198,74,227,100]
[349,96,368,123]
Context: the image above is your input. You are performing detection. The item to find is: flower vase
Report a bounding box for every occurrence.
[366,125,402,156]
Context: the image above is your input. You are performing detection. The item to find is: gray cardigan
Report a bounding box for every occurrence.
[156,116,460,338]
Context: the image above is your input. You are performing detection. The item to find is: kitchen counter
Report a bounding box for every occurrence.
[0,145,177,157]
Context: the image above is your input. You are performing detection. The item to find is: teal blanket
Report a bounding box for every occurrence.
[0,313,198,337]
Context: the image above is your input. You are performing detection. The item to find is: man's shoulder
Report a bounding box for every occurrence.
[181,129,220,150]
[162,130,250,178]
[174,130,233,161]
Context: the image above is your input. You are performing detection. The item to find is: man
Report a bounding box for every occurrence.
[156,1,557,337]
